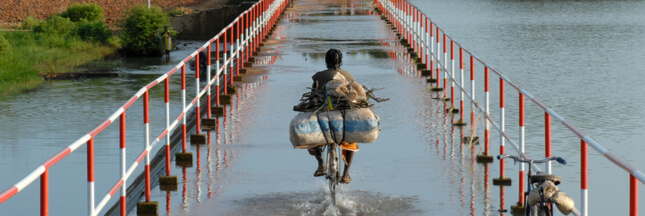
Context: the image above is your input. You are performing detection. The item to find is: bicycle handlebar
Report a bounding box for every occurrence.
[497,154,567,165]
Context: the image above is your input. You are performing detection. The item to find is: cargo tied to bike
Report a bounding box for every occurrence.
[289,72,389,149]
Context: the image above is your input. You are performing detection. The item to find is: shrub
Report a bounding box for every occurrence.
[0,34,10,52]
[33,15,75,35]
[60,3,105,22]
[21,16,42,30]
[75,20,112,44]
[120,5,172,56]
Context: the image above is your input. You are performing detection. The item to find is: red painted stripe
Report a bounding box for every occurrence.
[0,186,18,204]
[108,180,124,196]
[500,78,505,108]
[164,79,169,103]
[207,44,211,66]
[630,175,638,216]
[176,112,185,122]
[167,67,178,76]
[136,151,147,163]
[484,67,489,92]
[450,41,454,59]
[89,119,112,137]
[157,130,169,141]
[87,138,94,182]
[181,65,186,90]
[120,196,126,216]
[459,48,463,69]
[145,80,159,90]
[120,113,126,149]
[123,95,139,110]
[195,51,200,79]
[144,92,149,124]
[470,56,474,80]
[43,148,72,168]
[545,113,551,158]
[519,94,524,127]
[581,140,588,189]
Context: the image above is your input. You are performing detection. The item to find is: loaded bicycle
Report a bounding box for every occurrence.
[497,154,575,216]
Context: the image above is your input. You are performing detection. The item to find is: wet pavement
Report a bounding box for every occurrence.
[152,0,500,215]
[1,0,503,215]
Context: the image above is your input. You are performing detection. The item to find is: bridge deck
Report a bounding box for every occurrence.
[154,0,501,215]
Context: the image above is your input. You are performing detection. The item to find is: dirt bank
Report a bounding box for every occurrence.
[0,0,228,25]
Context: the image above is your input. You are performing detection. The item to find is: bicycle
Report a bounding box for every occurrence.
[497,154,574,216]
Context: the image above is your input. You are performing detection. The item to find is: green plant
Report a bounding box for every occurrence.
[33,15,75,35]
[0,34,10,52]
[120,5,173,56]
[75,20,112,44]
[61,3,105,22]
[167,8,186,17]
[21,16,42,30]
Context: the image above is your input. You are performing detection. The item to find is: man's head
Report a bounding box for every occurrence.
[325,49,343,69]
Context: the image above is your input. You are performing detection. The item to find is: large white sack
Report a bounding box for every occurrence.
[289,108,380,149]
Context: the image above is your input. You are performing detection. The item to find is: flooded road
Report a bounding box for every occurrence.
[157,0,498,215]
[5,0,640,215]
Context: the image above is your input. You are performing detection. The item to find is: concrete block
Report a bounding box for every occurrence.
[137,201,158,215]
[220,94,232,105]
[227,86,237,94]
[492,177,512,186]
[430,87,443,92]
[426,78,437,83]
[175,152,193,167]
[159,175,178,191]
[417,63,426,70]
[453,119,467,127]
[476,154,494,164]
[421,70,432,76]
[212,106,225,117]
[234,76,243,82]
[201,118,217,131]
[244,62,253,67]
[190,134,206,145]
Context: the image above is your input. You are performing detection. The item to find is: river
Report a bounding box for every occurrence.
[1,0,643,215]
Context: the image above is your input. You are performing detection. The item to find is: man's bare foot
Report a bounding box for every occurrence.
[314,165,325,177]
[340,175,351,184]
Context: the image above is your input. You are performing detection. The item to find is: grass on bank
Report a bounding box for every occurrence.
[0,31,118,96]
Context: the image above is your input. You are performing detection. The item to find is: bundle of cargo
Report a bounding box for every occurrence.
[289,74,388,149]
[289,108,380,149]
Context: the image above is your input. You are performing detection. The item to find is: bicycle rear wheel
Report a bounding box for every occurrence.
[326,142,340,205]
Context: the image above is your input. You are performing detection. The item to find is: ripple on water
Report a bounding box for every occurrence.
[222,188,421,216]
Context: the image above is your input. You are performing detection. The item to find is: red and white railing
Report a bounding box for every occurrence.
[0,0,288,215]
[375,0,643,215]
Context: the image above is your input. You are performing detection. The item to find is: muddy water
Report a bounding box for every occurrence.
[0,0,577,215]
[155,0,498,216]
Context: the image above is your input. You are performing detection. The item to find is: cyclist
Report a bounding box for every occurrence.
[308,48,358,184]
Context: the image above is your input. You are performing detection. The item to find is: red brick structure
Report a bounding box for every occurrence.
[0,0,209,24]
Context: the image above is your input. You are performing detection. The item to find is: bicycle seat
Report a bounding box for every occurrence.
[530,174,561,185]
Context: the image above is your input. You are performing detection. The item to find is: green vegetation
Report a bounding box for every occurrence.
[0,3,180,96]
[60,3,105,22]
[0,3,118,96]
[120,5,175,56]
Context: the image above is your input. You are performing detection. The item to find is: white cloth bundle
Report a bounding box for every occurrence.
[289,108,380,149]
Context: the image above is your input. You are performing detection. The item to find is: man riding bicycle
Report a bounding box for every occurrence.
[308,49,358,184]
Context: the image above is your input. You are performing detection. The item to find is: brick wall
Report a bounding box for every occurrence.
[0,0,208,24]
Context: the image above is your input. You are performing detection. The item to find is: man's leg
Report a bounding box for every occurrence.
[309,146,325,177]
[341,150,354,183]
[340,142,358,183]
